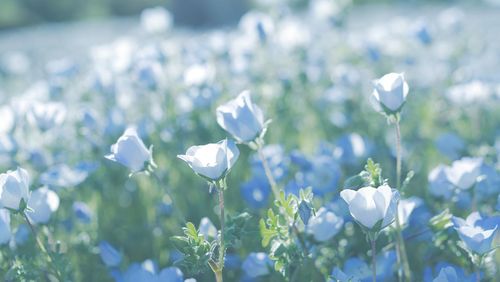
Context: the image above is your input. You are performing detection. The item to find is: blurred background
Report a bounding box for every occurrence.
[1,0,498,29]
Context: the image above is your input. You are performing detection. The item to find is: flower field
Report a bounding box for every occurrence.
[0,1,499,281]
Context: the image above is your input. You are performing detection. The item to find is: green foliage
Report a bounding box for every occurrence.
[170,222,213,276]
[224,212,252,248]
[344,158,387,188]
[259,188,317,279]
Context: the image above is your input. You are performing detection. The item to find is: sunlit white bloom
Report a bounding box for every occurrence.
[105,127,154,173]
[340,185,399,230]
[178,139,239,181]
[0,167,30,210]
[27,102,66,131]
[391,197,422,228]
[446,157,482,190]
[141,7,173,34]
[372,72,409,113]
[216,91,265,143]
[27,187,60,224]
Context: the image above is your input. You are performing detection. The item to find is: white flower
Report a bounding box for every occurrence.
[391,197,422,229]
[27,187,60,224]
[0,167,30,210]
[105,127,153,173]
[340,185,399,230]
[216,91,265,143]
[445,157,482,190]
[178,139,239,181]
[372,73,409,113]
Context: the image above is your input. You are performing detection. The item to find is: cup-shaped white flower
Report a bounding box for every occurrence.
[216,91,266,143]
[105,127,154,173]
[340,185,399,231]
[372,73,409,114]
[446,157,482,190]
[27,187,60,224]
[177,139,240,181]
[0,167,30,210]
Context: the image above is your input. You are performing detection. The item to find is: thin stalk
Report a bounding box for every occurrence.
[394,120,412,282]
[292,224,309,256]
[371,239,377,282]
[257,145,280,200]
[474,255,483,282]
[23,213,62,281]
[215,270,223,282]
[216,179,226,282]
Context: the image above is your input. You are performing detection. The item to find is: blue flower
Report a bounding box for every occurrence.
[26,102,66,131]
[99,241,122,267]
[250,144,289,182]
[433,266,457,282]
[428,165,455,199]
[216,91,266,143]
[424,262,476,282]
[330,251,396,282]
[475,163,500,201]
[452,212,498,254]
[307,207,344,242]
[334,133,371,165]
[414,21,432,45]
[178,139,239,181]
[241,252,272,278]
[446,157,483,190]
[240,177,270,209]
[435,133,464,160]
[73,201,93,223]
[303,155,341,196]
[0,209,10,245]
[158,267,184,282]
[40,164,90,188]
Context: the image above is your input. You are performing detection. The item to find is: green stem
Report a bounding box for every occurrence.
[217,179,226,281]
[371,239,377,282]
[215,269,223,282]
[257,145,280,200]
[395,120,402,190]
[23,212,63,281]
[394,120,412,282]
